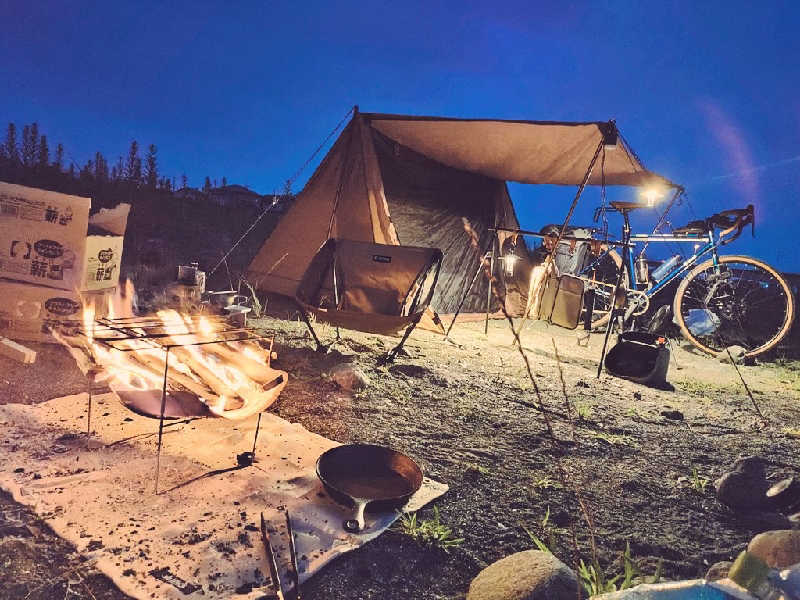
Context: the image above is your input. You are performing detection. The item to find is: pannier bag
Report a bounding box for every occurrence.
[536,224,594,275]
[604,331,670,387]
[536,273,585,330]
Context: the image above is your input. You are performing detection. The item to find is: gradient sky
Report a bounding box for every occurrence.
[2,1,799,269]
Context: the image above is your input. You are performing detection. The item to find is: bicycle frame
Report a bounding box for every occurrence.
[626,231,719,300]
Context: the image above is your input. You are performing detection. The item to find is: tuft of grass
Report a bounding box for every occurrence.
[531,476,562,492]
[689,467,710,493]
[465,463,490,476]
[523,506,561,555]
[578,542,661,596]
[396,506,464,551]
[575,402,594,420]
[587,431,635,447]
[240,279,266,318]
[784,428,800,439]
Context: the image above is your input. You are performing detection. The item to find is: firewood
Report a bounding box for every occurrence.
[0,336,36,364]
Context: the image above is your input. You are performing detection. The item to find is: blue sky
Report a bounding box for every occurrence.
[2,1,799,269]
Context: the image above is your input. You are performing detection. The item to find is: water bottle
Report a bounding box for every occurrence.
[635,254,650,284]
[729,550,800,600]
[651,254,682,282]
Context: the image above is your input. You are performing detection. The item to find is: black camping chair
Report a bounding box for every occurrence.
[295,238,443,362]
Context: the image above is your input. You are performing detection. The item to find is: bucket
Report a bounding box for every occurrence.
[604,331,670,387]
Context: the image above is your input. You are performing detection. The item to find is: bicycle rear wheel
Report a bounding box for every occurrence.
[673,255,795,358]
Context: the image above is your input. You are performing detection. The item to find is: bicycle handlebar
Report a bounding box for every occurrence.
[715,204,755,245]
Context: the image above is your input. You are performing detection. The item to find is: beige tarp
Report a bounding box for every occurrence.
[247,110,675,305]
[368,114,668,187]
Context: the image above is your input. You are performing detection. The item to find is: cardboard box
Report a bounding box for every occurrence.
[0,277,112,343]
[0,182,129,291]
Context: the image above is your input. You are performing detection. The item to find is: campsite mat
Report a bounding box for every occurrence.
[0,393,447,599]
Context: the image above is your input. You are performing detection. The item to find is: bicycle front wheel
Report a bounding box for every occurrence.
[673,255,795,358]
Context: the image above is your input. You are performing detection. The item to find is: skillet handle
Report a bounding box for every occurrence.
[343,501,367,533]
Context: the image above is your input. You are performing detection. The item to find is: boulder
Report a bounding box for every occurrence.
[715,456,771,511]
[327,364,370,392]
[748,530,800,568]
[467,550,579,600]
[705,561,733,581]
[717,345,746,363]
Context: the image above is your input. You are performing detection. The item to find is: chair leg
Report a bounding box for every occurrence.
[380,320,419,364]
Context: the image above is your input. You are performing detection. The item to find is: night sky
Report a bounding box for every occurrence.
[2,1,798,270]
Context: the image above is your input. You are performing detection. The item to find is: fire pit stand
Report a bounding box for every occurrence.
[77,315,278,493]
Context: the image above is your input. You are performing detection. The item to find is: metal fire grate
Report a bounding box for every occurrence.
[79,316,277,493]
[83,315,273,352]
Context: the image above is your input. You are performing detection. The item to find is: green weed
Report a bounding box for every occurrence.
[532,476,562,491]
[575,403,594,420]
[690,467,710,493]
[587,431,635,447]
[523,506,561,555]
[578,542,661,596]
[396,506,464,551]
[465,463,490,476]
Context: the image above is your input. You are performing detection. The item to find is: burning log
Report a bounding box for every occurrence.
[58,294,288,420]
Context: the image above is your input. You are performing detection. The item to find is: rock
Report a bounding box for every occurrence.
[328,364,370,392]
[717,345,747,363]
[748,530,800,568]
[705,561,733,581]
[715,456,771,511]
[739,511,793,533]
[660,409,684,420]
[467,550,579,600]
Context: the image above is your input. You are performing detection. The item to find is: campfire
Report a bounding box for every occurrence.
[56,284,288,421]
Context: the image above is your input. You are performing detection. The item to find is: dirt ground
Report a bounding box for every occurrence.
[1,313,799,600]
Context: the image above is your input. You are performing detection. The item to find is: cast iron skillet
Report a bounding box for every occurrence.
[316,444,423,533]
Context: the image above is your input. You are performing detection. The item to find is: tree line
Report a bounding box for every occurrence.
[0,121,230,208]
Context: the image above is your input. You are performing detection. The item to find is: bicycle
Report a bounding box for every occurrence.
[576,201,795,359]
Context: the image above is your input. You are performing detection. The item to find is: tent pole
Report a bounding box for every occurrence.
[485,236,496,335]
[515,140,606,343]
[444,250,489,341]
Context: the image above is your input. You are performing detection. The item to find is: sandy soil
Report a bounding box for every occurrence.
[1,313,799,599]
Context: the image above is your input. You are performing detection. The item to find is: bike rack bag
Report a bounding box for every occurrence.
[536,273,585,330]
[604,331,670,387]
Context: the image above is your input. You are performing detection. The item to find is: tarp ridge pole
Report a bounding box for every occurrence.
[515,139,606,342]
[154,346,170,494]
[485,226,497,335]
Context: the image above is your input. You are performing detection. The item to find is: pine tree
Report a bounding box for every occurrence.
[181,174,188,189]
[68,163,75,179]
[21,125,34,167]
[30,123,39,163]
[5,123,19,163]
[38,135,49,169]
[115,156,124,181]
[95,152,108,182]
[125,141,140,183]
[203,176,211,192]
[145,144,158,189]
[222,176,227,187]
[54,143,64,171]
